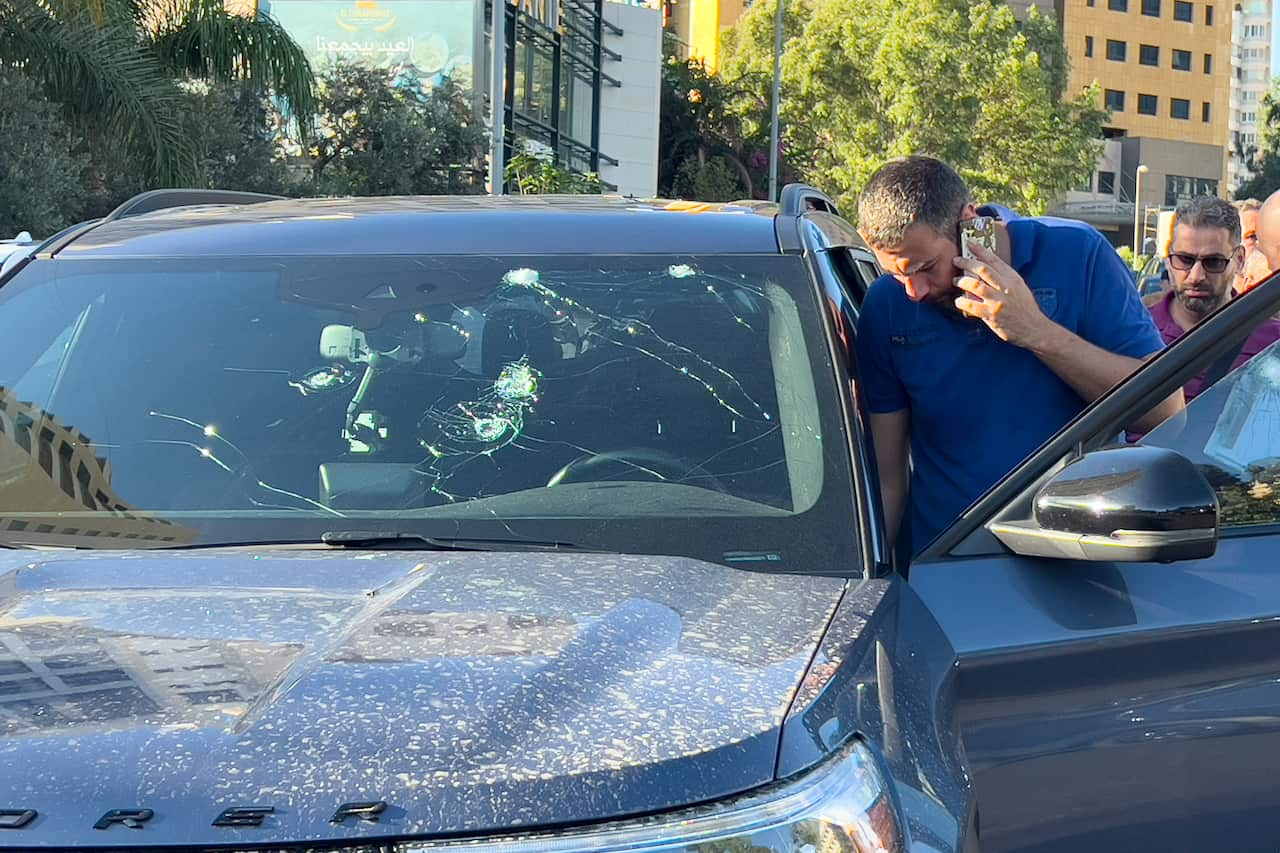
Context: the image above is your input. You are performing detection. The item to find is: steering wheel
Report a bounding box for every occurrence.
[547,447,726,492]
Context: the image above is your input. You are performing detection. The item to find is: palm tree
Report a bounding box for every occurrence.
[0,0,315,184]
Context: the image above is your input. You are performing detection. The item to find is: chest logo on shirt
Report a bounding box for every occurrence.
[1032,288,1058,318]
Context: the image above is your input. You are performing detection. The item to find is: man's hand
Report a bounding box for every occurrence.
[953,242,1052,348]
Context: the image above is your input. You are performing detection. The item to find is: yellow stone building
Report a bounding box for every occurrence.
[1055,0,1234,223]
[664,0,747,71]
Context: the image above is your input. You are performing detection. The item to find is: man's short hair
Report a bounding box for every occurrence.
[858,156,970,248]
[1235,198,1262,213]
[1174,196,1242,245]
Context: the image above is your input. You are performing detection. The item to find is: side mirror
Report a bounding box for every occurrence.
[989,446,1218,563]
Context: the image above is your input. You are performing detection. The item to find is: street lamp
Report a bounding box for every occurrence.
[767,0,783,202]
[489,0,507,196]
[1132,163,1149,259]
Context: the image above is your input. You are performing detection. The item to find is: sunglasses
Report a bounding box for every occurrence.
[1168,250,1239,274]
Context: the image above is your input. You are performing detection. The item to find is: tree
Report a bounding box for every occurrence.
[1236,79,1280,200]
[718,0,1106,215]
[0,70,87,236]
[180,82,292,195]
[658,35,790,201]
[297,63,487,197]
[0,0,315,185]
[75,82,292,221]
[505,139,603,194]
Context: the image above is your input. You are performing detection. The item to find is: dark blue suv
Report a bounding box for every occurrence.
[0,186,1278,853]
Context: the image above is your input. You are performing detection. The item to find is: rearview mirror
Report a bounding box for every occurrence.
[989,446,1218,563]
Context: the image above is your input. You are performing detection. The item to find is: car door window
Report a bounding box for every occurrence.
[1140,338,1280,529]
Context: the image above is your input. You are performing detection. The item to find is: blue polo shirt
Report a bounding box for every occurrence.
[855,212,1164,555]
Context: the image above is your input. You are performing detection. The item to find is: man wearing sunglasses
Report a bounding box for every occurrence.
[1148,196,1280,401]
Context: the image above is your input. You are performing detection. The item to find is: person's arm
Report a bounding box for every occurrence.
[853,280,911,548]
[953,242,1183,433]
[868,409,910,544]
[1023,325,1183,433]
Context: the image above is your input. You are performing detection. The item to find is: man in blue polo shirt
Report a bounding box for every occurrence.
[854,156,1184,556]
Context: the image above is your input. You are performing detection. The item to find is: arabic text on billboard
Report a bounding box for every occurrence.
[264,0,476,91]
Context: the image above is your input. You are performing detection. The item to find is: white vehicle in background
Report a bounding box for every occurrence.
[0,231,36,275]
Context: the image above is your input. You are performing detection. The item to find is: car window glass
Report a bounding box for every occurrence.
[9,304,88,407]
[0,254,861,568]
[1140,339,1280,528]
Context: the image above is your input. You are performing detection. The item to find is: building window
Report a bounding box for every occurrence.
[1105,89,1126,111]
[1205,3,1214,22]
[1166,174,1218,206]
[1142,0,1161,13]
[1107,39,1127,60]
[1203,53,1212,73]
[1174,0,1193,18]
[1109,0,1129,10]
[1173,49,1192,70]
[1138,93,1159,114]
[1140,43,1160,64]
[1171,97,1191,119]
[1203,101,1212,122]
[1086,35,1094,56]
[1098,171,1117,194]
[1087,0,1095,6]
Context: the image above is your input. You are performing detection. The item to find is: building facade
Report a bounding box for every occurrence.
[1227,0,1272,193]
[1048,0,1234,245]
[663,0,747,70]
[1062,0,1233,156]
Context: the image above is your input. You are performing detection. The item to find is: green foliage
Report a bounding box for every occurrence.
[1213,463,1280,527]
[146,0,316,126]
[505,140,604,194]
[1116,245,1149,271]
[1235,156,1280,201]
[0,70,87,236]
[73,82,290,220]
[673,155,744,201]
[1236,80,1280,200]
[297,63,487,197]
[2,61,491,235]
[182,82,291,195]
[717,0,1106,214]
[659,34,782,200]
[2,0,194,184]
[0,0,316,185]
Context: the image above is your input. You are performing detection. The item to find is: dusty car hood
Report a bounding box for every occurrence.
[0,549,846,848]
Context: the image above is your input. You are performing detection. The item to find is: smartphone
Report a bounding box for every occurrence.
[959,216,997,260]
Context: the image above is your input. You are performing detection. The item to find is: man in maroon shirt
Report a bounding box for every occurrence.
[1149,196,1280,402]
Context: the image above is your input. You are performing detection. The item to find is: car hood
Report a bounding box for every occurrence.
[0,549,846,848]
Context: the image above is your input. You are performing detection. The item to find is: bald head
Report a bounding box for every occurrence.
[1257,190,1280,273]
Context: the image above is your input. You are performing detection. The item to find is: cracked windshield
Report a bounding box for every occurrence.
[0,253,854,565]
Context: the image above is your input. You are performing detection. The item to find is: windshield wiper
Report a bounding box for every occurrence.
[319,531,599,552]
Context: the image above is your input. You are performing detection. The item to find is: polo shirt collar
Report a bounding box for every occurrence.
[1150,290,1186,339]
[977,203,1034,274]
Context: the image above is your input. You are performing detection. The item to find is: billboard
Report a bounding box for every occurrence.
[262,0,480,92]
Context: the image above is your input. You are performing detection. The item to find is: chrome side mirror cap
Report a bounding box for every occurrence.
[990,446,1218,563]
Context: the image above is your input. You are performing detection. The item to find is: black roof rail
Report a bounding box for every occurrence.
[105,189,285,222]
[779,184,840,217]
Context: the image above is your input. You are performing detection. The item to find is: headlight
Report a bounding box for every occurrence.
[398,740,903,853]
